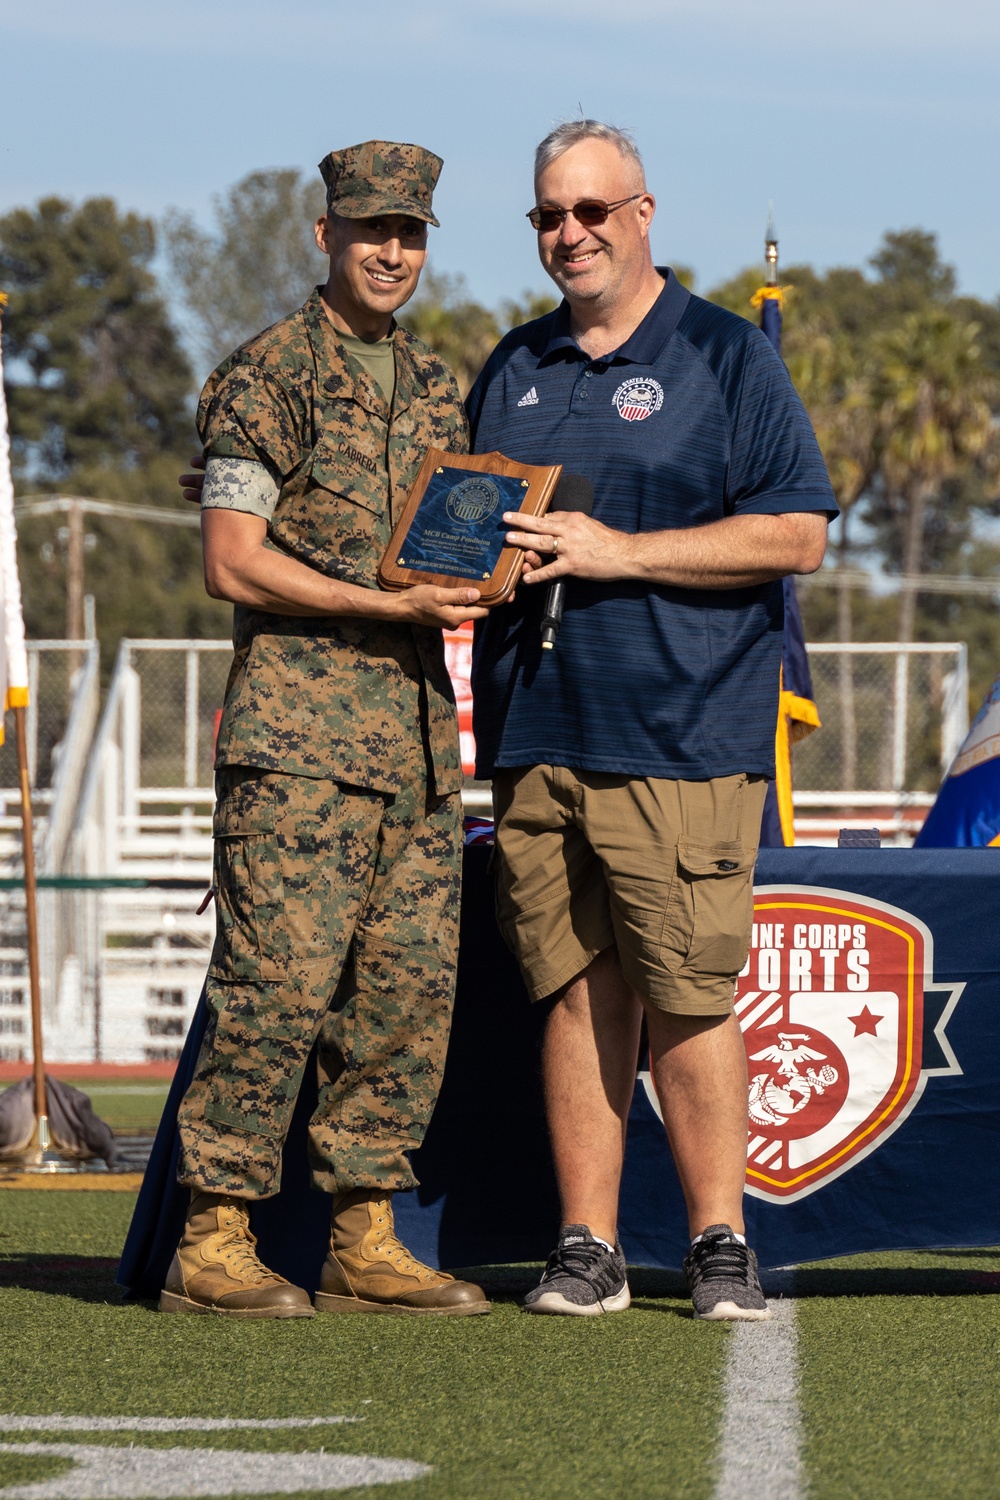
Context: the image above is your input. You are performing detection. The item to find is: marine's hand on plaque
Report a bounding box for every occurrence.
[391,584,489,630]
[504,508,631,585]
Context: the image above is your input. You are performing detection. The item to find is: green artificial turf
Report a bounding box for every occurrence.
[0,1451,75,1490]
[77,1084,171,1133]
[0,1081,171,1134]
[7,1192,996,1498]
[796,1248,1000,1500]
[0,1191,728,1500]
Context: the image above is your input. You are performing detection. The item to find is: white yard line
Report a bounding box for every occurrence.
[0,1417,360,1432]
[0,1442,426,1497]
[714,1282,804,1500]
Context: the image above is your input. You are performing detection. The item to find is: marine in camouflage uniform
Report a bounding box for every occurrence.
[163,142,490,1320]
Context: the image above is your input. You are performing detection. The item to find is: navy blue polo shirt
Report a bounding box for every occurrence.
[466,270,836,782]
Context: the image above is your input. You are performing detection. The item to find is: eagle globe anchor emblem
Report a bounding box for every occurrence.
[748,1031,841,1130]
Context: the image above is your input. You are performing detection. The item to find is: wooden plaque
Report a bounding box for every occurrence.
[378,448,563,608]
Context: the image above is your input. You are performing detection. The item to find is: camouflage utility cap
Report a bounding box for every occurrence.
[319,140,443,228]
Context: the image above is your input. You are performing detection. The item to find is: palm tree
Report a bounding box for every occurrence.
[872,310,998,643]
[788,326,877,789]
[401,272,501,398]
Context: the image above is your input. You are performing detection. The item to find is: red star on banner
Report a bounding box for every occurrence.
[848,1005,883,1037]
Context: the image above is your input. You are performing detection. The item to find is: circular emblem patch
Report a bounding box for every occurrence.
[613,377,664,422]
[445,476,501,526]
[746,1024,849,1139]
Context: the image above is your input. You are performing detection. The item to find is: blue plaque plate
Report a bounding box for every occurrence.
[396,467,529,582]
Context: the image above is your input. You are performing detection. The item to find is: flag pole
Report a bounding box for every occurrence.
[765,206,778,290]
[751,215,821,848]
[14,702,54,1162]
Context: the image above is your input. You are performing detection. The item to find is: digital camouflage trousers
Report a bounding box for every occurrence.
[177,767,462,1199]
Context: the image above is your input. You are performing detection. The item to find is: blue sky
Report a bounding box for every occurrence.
[2,0,999,310]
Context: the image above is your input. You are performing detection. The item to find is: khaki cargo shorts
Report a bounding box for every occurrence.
[493,765,767,1015]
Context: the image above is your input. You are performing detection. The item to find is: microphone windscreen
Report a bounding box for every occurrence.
[550,473,594,515]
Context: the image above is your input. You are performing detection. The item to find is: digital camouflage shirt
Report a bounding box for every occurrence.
[198,288,470,796]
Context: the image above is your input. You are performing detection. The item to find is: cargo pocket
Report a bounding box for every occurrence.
[659,837,755,979]
[275,799,352,966]
[207,778,287,983]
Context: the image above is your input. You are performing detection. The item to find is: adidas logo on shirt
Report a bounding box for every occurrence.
[517,387,539,407]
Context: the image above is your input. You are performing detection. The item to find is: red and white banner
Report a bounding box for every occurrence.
[443,622,476,778]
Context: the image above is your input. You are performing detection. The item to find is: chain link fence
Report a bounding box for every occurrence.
[126,643,234,794]
[795,645,968,794]
[792,644,969,842]
[0,642,90,834]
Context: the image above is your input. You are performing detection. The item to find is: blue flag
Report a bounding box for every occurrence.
[760,294,782,356]
[752,282,821,846]
[914,674,1000,847]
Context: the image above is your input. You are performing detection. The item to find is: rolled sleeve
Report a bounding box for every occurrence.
[201,456,280,521]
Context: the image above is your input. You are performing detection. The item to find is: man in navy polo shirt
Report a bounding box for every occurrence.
[467,121,835,1320]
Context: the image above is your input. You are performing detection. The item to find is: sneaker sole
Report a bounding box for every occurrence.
[524,1284,631,1317]
[313,1292,491,1317]
[693,1300,771,1322]
[158,1290,315,1319]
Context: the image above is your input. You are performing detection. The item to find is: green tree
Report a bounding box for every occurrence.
[710,229,1000,626]
[0,197,192,482]
[868,228,956,313]
[499,289,560,332]
[703,265,762,322]
[164,169,327,378]
[401,271,504,397]
[786,327,877,788]
[17,457,231,679]
[708,231,959,346]
[870,309,999,640]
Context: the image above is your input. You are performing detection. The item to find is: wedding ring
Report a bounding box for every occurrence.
[552,536,559,554]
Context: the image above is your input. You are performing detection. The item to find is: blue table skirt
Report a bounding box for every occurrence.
[118,847,1000,1297]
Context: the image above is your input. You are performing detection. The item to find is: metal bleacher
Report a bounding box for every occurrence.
[1,640,226,1063]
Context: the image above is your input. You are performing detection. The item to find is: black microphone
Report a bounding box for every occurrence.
[540,473,594,650]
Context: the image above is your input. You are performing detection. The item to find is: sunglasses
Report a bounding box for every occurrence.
[526,194,642,232]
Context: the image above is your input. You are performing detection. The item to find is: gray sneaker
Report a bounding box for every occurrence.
[524,1224,631,1317]
[683,1224,770,1321]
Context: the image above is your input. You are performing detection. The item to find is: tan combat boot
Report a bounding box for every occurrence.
[159,1191,314,1318]
[314,1188,490,1316]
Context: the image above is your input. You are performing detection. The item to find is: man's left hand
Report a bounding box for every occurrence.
[504,509,632,585]
[504,507,828,590]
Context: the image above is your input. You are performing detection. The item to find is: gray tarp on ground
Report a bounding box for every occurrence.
[0,1075,119,1166]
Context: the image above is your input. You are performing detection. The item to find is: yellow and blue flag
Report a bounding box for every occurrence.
[914,675,1000,846]
[761,579,822,846]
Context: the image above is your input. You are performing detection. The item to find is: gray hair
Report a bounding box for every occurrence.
[534,120,646,187]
